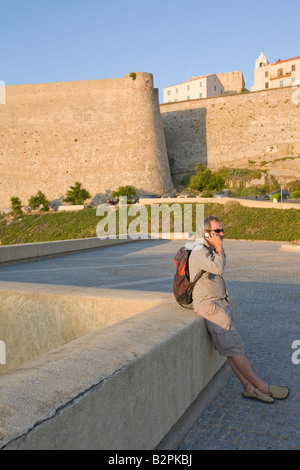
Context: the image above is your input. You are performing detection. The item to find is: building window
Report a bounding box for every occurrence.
[199,82,202,87]
[214,86,216,91]
[199,93,202,98]
[292,77,296,84]
[292,65,296,72]
[265,71,269,77]
[187,96,190,100]
[279,80,283,87]
[221,89,223,94]
[167,90,171,95]
[176,88,178,93]
[187,85,190,90]
[265,83,269,89]
[278,68,283,77]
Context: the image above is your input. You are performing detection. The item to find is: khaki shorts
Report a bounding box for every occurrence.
[196,299,245,357]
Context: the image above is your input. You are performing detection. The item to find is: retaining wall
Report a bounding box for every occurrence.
[0,236,137,266]
[0,282,226,450]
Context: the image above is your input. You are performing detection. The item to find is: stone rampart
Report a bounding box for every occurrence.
[1,77,299,211]
[160,87,300,182]
[0,73,173,210]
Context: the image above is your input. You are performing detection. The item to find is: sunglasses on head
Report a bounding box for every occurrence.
[208,229,224,233]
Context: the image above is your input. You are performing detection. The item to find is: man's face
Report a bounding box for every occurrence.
[209,220,224,239]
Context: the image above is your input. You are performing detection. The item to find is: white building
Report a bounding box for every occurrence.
[163,74,224,103]
[251,51,300,91]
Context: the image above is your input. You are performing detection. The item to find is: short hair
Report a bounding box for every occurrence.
[204,215,222,232]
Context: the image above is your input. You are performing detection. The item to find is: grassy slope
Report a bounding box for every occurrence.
[0,203,299,245]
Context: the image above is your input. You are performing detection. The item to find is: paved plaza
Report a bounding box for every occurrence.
[0,238,299,450]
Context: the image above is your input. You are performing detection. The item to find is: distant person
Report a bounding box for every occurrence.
[189,215,289,403]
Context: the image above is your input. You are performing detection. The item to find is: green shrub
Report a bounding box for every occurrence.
[215,167,264,191]
[291,191,300,199]
[29,191,50,211]
[189,163,224,192]
[181,175,191,187]
[63,182,91,205]
[270,193,281,202]
[232,185,265,197]
[201,190,214,198]
[112,185,136,201]
[259,174,280,194]
[11,196,22,216]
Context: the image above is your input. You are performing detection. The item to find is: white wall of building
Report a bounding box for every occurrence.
[163,74,224,103]
[251,52,300,91]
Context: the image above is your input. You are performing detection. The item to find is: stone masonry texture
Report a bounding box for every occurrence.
[160,86,300,181]
[0,73,173,209]
[0,75,299,210]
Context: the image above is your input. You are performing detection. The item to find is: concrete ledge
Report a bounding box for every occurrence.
[0,285,226,450]
[280,243,300,252]
[0,236,137,266]
[0,282,168,373]
[139,197,300,210]
[57,205,85,211]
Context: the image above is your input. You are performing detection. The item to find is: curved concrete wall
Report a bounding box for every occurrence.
[0,287,226,450]
[0,282,167,373]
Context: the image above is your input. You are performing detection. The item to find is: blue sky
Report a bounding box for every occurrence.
[1,0,299,102]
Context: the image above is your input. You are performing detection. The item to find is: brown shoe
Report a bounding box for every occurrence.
[267,385,290,400]
[242,388,274,403]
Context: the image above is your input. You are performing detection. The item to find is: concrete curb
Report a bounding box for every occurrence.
[139,197,300,210]
[279,244,300,252]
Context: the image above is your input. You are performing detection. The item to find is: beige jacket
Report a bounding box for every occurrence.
[188,238,227,311]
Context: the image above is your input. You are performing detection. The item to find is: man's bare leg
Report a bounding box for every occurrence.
[227,355,269,394]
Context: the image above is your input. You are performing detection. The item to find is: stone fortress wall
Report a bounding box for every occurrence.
[0,73,299,210]
[0,73,173,209]
[160,86,300,184]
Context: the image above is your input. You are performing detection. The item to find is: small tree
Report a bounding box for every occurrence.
[29,191,50,211]
[63,182,91,205]
[189,163,224,192]
[112,185,136,202]
[11,196,22,216]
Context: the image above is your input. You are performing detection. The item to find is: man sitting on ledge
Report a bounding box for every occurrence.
[189,215,290,403]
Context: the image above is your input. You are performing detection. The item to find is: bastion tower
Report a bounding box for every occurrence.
[0,72,173,209]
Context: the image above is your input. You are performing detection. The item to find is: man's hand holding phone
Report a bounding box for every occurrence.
[205,230,224,255]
